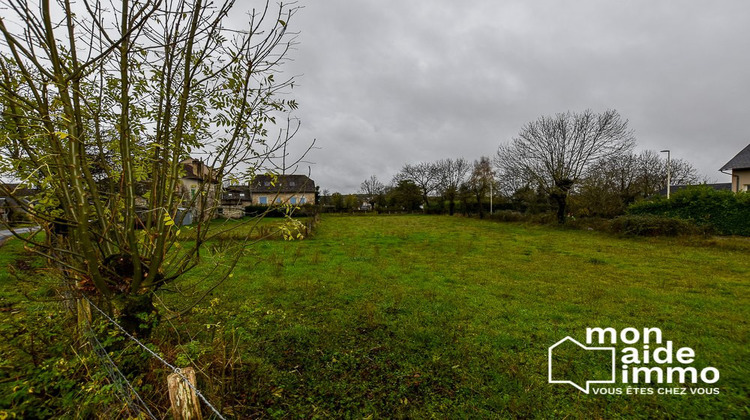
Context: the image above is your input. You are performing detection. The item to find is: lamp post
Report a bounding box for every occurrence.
[660,149,671,199]
[488,169,495,215]
[489,177,493,215]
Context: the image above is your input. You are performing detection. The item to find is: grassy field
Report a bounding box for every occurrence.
[169,214,749,418]
[2,214,749,418]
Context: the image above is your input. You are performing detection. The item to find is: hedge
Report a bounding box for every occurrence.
[627,186,750,236]
[609,214,702,236]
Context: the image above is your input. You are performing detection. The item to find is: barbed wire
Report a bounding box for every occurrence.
[84,316,158,420]
[82,294,226,420]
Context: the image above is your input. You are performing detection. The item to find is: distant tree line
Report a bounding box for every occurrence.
[319,109,701,222]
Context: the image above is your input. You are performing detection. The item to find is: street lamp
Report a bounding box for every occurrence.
[660,149,671,199]
[489,175,493,215]
[488,169,495,215]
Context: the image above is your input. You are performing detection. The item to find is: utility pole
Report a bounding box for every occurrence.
[489,172,494,215]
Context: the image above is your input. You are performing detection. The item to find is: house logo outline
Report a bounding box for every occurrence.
[548,336,616,394]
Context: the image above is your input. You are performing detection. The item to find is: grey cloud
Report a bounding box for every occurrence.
[271,0,750,192]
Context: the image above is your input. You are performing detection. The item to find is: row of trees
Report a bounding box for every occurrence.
[346,157,495,216]
[349,110,699,222]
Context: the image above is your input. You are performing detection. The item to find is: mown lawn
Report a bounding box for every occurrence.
[173,214,749,418]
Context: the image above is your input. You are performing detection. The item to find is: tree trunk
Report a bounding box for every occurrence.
[553,192,567,224]
[118,293,157,338]
[446,189,456,216]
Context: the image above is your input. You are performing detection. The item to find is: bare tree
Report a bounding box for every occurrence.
[493,157,530,197]
[634,150,700,194]
[0,0,302,331]
[395,161,439,209]
[434,158,470,215]
[469,157,493,218]
[574,153,641,217]
[496,109,635,223]
[573,149,701,216]
[634,150,670,196]
[359,175,385,209]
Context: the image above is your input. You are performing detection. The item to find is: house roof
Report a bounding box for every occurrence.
[181,158,219,183]
[249,174,316,194]
[224,185,251,193]
[221,185,252,205]
[720,143,750,171]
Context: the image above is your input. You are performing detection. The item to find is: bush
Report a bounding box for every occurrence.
[488,210,527,222]
[627,186,750,236]
[485,210,560,225]
[564,216,613,232]
[609,214,703,237]
[527,212,558,224]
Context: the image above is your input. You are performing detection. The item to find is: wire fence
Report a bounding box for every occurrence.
[81,294,226,419]
[84,315,158,420]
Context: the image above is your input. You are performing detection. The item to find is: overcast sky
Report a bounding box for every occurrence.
[274,0,750,193]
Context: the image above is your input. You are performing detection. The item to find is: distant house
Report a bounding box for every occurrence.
[178,158,220,221]
[249,174,316,206]
[720,143,750,192]
[220,184,253,218]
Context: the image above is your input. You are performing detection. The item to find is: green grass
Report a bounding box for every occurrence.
[169,215,749,418]
[1,215,748,418]
[176,215,312,242]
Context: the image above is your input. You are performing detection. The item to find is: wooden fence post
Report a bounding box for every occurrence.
[167,367,203,420]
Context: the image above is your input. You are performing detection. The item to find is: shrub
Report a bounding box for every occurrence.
[527,212,558,224]
[488,210,527,222]
[609,214,703,237]
[423,202,445,215]
[564,216,613,232]
[627,186,750,236]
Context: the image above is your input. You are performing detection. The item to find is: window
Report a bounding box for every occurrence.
[275,198,281,204]
[300,197,306,204]
[259,196,267,205]
[289,181,296,187]
[239,193,245,197]
[290,197,297,205]
[190,186,196,198]
[264,181,271,186]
